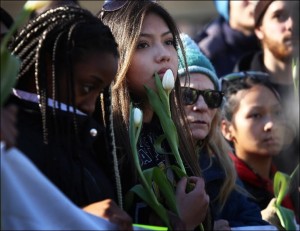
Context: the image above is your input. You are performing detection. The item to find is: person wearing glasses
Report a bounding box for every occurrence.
[193,0,260,77]
[220,72,297,227]
[5,6,132,230]
[178,34,268,230]
[99,1,211,230]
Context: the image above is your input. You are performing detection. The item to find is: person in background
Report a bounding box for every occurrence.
[99,1,211,230]
[234,1,299,217]
[194,0,260,77]
[178,33,269,230]
[6,5,132,230]
[220,71,298,226]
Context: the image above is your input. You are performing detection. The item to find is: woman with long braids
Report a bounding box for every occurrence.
[6,5,132,230]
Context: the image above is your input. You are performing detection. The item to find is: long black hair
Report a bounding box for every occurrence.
[10,6,123,207]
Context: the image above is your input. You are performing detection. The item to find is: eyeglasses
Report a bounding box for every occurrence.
[219,71,270,91]
[100,0,157,19]
[181,87,224,108]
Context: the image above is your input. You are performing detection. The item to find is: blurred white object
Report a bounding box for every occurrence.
[0,143,138,230]
[231,225,278,230]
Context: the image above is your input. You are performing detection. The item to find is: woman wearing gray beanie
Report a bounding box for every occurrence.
[178,33,269,230]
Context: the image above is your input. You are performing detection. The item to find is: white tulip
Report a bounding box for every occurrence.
[24,1,51,11]
[162,69,175,91]
[133,108,143,127]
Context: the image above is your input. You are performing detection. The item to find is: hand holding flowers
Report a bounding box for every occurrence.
[128,69,205,230]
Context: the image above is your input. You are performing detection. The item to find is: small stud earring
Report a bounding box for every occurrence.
[193,106,197,111]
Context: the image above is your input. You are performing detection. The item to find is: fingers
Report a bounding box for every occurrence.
[214,219,231,231]
[175,176,210,229]
[82,199,133,231]
[176,177,188,194]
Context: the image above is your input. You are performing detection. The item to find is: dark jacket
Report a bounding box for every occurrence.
[194,16,260,77]
[229,153,295,213]
[199,150,268,227]
[9,95,117,208]
[234,51,297,111]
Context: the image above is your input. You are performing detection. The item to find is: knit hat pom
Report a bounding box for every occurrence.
[178,33,219,91]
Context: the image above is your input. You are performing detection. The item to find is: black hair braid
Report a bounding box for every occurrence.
[103,86,123,209]
[9,6,116,143]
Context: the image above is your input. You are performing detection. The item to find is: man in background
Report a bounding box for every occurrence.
[194,0,260,77]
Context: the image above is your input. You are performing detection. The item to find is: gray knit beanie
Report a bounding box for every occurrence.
[178,33,219,90]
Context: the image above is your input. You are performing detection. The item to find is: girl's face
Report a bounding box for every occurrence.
[180,74,217,142]
[226,84,285,158]
[60,52,118,116]
[127,12,178,98]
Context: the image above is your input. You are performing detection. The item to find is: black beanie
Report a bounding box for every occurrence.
[254,0,274,28]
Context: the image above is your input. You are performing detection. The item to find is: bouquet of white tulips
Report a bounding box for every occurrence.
[128,69,203,230]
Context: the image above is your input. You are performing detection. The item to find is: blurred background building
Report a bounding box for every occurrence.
[1,0,218,38]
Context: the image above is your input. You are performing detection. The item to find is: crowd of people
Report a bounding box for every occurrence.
[1,0,299,230]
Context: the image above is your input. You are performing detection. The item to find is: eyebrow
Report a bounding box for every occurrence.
[139,31,172,38]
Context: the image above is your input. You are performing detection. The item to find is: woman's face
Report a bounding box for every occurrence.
[60,52,118,116]
[127,12,178,98]
[180,74,217,142]
[227,84,285,158]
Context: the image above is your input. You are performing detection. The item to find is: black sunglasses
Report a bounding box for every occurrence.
[100,0,157,19]
[181,87,224,109]
[219,71,270,91]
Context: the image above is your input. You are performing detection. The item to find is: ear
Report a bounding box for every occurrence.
[221,119,234,141]
[254,26,264,40]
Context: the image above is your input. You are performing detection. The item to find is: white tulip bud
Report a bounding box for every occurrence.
[162,69,175,91]
[133,108,143,127]
[24,1,51,11]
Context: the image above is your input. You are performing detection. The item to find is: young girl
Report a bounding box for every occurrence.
[100,1,210,230]
[7,5,131,230]
[220,72,296,216]
[178,34,268,230]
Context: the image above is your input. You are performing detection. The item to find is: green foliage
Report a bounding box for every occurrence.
[273,165,299,230]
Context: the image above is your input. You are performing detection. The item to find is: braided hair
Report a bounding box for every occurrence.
[9,6,123,207]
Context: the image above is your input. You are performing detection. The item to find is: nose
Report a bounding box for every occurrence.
[286,16,293,31]
[80,98,97,116]
[264,117,274,132]
[192,95,209,112]
[155,45,171,63]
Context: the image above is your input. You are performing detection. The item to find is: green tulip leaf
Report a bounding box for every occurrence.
[170,165,188,179]
[0,50,20,106]
[275,205,296,230]
[274,171,290,206]
[131,184,171,229]
[154,134,172,155]
[152,167,177,214]
[143,168,154,186]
